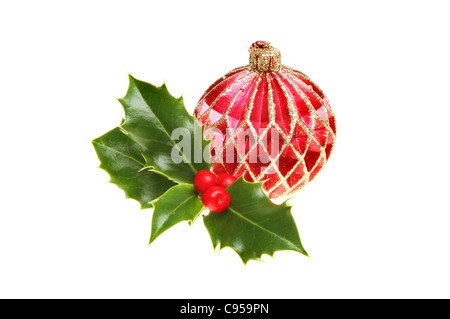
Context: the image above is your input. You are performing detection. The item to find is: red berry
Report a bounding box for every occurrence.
[202,186,231,213]
[216,173,237,188]
[193,170,217,194]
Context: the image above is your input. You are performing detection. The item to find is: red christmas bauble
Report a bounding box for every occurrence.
[194,41,336,199]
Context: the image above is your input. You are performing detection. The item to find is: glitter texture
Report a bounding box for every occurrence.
[194,42,336,199]
[249,41,281,72]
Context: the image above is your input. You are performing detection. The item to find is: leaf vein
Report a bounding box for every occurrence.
[227,207,300,251]
[92,141,144,166]
[153,194,199,236]
[131,82,198,174]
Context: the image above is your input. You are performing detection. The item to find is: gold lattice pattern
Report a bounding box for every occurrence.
[194,65,336,199]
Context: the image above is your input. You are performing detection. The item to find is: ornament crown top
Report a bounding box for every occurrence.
[249,41,281,72]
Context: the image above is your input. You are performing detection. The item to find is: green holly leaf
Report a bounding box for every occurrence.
[92,126,176,209]
[150,184,204,244]
[118,75,210,184]
[94,76,309,263]
[203,178,308,264]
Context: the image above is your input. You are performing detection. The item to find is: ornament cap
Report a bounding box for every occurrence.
[249,41,281,72]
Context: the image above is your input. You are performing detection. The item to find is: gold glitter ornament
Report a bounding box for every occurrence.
[194,41,336,199]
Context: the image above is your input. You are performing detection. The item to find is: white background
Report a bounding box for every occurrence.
[1,0,449,299]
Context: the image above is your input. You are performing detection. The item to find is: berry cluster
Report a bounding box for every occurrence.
[193,170,236,213]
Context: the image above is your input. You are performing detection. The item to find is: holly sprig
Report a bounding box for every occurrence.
[92,75,308,263]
